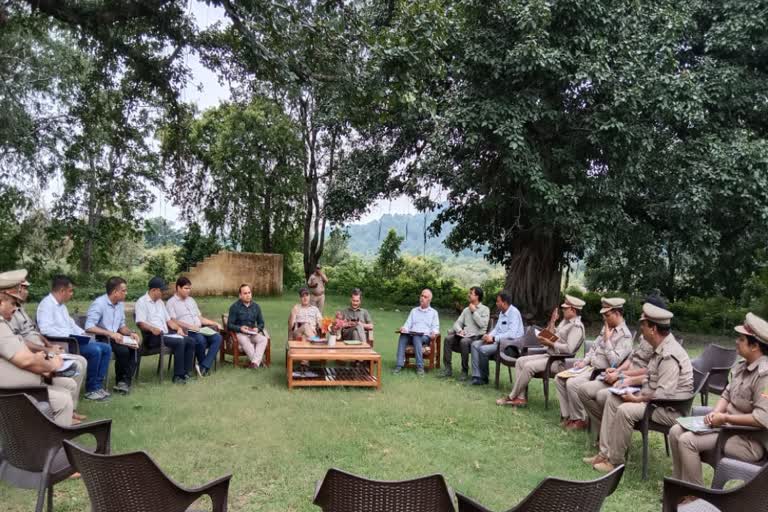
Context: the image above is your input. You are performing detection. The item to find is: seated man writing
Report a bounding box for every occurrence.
[37,274,110,403]
[393,288,440,376]
[135,277,196,384]
[227,283,269,369]
[0,270,77,426]
[339,288,373,342]
[440,286,489,380]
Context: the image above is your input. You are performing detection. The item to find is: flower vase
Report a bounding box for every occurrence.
[328,333,337,346]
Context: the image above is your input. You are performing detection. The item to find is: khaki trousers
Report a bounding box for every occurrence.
[668,424,765,486]
[510,354,564,400]
[555,371,592,421]
[291,323,318,340]
[577,379,611,433]
[309,294,325,313]
[599,394,680,465]
[52,354,87,409]
[235,332,269,366]
[47,380,75,427]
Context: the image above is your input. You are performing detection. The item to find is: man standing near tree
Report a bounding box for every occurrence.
[307,264,328,313]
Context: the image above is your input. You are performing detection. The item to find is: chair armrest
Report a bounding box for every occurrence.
[60,418,113,455]
[45,335,78,354]
[185,474,232,512]
[456,492,494,512]
[543,353,576,378]
[0,386,49,403]
[713,425,766,466]
[662,476,732,512]
[691,406,713,416]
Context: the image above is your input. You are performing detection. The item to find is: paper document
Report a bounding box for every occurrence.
[199,327,217,336]
[676,416,720,434]
[556,365,592,379]
[165,333,184,339]
[55,359,76,373]
[608,386,641,396]
[122,336,139,347]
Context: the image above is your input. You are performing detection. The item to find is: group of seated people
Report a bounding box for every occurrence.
[2,267,766,496]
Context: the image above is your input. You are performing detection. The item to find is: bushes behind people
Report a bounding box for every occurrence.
[325,254,465,310]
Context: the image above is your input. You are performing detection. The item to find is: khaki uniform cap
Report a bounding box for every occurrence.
[735,313,768,345]
[0,269,28,300]
[561,294,586,310]
[599,297,626,314]
[639,302,674,326]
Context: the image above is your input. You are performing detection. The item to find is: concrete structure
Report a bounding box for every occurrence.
[181,251,283,296]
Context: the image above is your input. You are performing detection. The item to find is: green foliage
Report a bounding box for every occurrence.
[176,222,221,273]
[166,97,304,255]
[144,217,183,248]
[321,227,351,267]
[326,254,464,310]
[283,251,307,291]
[376,228,404,279]
[143,247,180,285]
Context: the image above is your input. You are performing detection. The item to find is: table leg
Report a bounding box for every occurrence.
[287,353,293,389]
[376,358,381,389]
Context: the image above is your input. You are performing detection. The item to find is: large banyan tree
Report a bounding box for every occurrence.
[338,0,768,318]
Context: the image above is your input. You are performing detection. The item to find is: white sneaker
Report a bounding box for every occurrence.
[85,391,107,401]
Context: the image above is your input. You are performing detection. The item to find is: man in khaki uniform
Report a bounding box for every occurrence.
[668,312,768,486]
[578,296,667,434]
[0,271,76,426]
[586,303,693,472]
[556,297,633,430]
[307,265,328,312]
[3,270,87,418]
[440,286,490,380]
[496,295,585,407]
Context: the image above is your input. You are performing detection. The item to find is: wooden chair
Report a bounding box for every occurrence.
[64,440,231,512]
[313,467,456,511]
[400,332,442,370]
[220,314,271,368]
[0,393,112,512]
[458,464,624,512]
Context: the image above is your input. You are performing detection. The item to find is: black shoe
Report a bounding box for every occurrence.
[392,366,402,375]
[438,369,453,378]
[471,378,488,386]
[458,371,469,381]
[173,376,187,385]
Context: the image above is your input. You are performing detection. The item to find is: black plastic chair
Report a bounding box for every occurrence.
[663,458,768,512]
[528,336,586,409]
[457,464,624,512]
[136,330,174,383]
[689,405,768,470]
[63,440,231,512]
[494,326,546,389]
[44,335,80,355]
[313,467,457,511]
[0,393,111,512]
[692,344,737,406]
[0,385,52,417]
[633,369,710,480]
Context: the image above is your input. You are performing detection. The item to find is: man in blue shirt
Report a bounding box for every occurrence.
[85,277,141,395]
[393,288,440,376]
[37,275,112,401]
[470,291,524,385]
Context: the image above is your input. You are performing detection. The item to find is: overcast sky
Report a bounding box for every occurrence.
[147,1,416,227]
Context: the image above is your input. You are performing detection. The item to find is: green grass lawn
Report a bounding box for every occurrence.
[1,294,730,511]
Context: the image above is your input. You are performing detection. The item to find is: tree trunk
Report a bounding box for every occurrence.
[262,191,273,253]
[503,231,565,323]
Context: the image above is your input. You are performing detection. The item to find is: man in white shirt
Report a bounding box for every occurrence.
[37,275,112,401]
[166,277,222,376]
[134,277,196,384]
[393,288,440,376]
[470,291,524,385]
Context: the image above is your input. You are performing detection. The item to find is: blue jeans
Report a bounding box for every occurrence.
[396,333,430,369]
[189,332,222,371]
[471,339,498,381]
[79,340,112,392]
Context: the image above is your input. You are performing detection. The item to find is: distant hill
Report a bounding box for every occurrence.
[337,212,485,258]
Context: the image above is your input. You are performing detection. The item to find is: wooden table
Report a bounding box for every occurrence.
[286,340,381,390]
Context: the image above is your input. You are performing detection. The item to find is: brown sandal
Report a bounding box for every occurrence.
[495,397,517,406]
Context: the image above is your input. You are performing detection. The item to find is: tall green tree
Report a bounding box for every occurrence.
[346,0,768,316]
[168,97,304,254]
[376,228,404,279]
